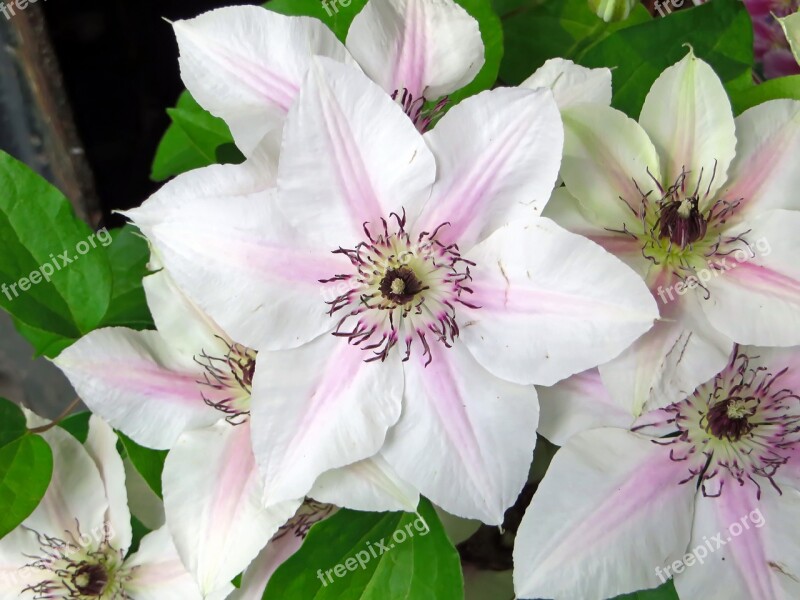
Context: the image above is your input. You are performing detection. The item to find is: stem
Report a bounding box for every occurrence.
[28,397,83,434]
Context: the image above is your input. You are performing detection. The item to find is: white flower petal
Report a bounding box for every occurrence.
[346,0,484,99]
[599,297,733,415]
[674,486,800,599]
[142,269,230,360]
[520,58,612,109]
[416,87,563,250]
[310,455,419,513]
[84,416,132,555]
[702,210,800,346]
[53,327,219,449]
[163,422,300,597]
[639,51,736,204]
[718,99,800,216]
[537,369,635,446]
[123,525,204,600]
[460,217,658,386]
[124,457,165,531]
[127,156,343,352]
[382,342,538,525]
[513,428,696,600]
[252,333,404,506]
[227,532,306,600]
[277,57,436,248]
[560,104,661,232]
[173,6,352,156]
[779,12,800,65]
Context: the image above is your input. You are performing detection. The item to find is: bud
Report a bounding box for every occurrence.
[779,12,800,66]
[588,0,636,22]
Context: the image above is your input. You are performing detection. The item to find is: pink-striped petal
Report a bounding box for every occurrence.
[674,486,800,599]
[173,6,352,156]
[703,210,800,346]
[163,422,300,597]
[126,155,345,352]
[277,57,436,248]
[251,334,404,506]
[382,342,538,525]
[459,216,658,387]
[537,369,635,446]
[513,428,696,600]
[415,87,563,251]
[717,100,800,216]
[346,0,484,100]
[54,328,220,449]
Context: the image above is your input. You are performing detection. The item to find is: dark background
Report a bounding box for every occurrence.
[41,0,253,224]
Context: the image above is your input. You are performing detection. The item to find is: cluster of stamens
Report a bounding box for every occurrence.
[321,210,479,365]
[22,523,129,599]
[194,337,257,425]
[636,347,800,499]
[610,164,752,299]
[272,500,335,543]
[391,88,449,132]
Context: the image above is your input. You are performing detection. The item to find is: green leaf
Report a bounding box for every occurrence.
[264,498,463,599]
[118,433,168,499]
[730,75,800,115]
[613,580,679,599]
[0,434,53,539]
[151,92,241,182]
[128,514,151,556]
[0,151,113,353]
[579,0,753,117]
[58,411,92,444]
[499,0,651,85]
[0,398,27,447]
[100,226,153,330]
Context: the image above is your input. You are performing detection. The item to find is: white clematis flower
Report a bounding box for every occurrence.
[519,58,612,110]
[127,58,657,525]
[779,10,800,64]
[173,0,485,155]
[53,266,414,598]
[515,345,800,600]
[0,415,201,600]
[548,50,800,415]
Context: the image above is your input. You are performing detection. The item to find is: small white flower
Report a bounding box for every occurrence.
[0,416,201,600]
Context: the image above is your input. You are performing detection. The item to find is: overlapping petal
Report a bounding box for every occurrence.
[346,0,484,100]
[513,429,696,600]
[251,333,404,506]
[276,57,437,248]
[173,6,352,156]
[459,217,658,387]
[381,342,537,525]
[163,421,301,597]
[520,58,612,109]
[416,87,563,250]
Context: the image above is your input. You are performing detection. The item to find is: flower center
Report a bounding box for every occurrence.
[657,195,707,249]
[321,210,478,364]
[391,88,449,132]
[195,338,257,424]
[23,524,129,599]
[636,346,800,498]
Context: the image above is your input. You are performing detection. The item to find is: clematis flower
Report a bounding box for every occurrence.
[514,345,800,600]
[53,266,417,598]
[126,57,658,525]
[779,10,800,65]
[172,0,484,156]
[0,414,201,600]
[519,58,612,111]
[547,50,800,415]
